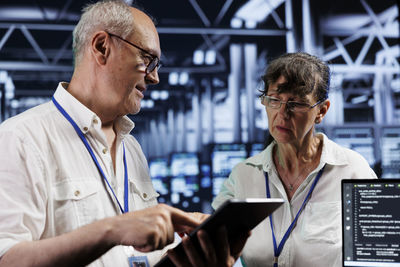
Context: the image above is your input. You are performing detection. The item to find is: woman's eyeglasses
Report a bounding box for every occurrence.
[260,95,324,113]
[106,32,161,74]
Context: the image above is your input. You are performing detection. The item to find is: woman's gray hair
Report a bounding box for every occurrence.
[72,0,134,66]
[261,52,330,102]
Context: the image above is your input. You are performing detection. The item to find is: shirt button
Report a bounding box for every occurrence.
[83,127,88,131]
[74,190,80,197]
[93,118,98,124]
[143,193,147,199]
[102,148,107,154]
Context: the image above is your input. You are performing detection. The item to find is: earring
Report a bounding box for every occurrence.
[315,118,321,124]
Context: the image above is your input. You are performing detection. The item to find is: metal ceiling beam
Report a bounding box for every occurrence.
[188,0,211,27]
[151,65,228,74]
[354,34,374,65]
[156,27,286,36]
[181,35,230,66]
[0,61,228,73]
[264,0,284,29]
[56,0,74,22]
[330,64,399,74]
[285,0,295,52]
[11,72,72,81]
[322,5,398,38]
[323,27,398,37]
[52,34,73,65]
[0,23,74,31]
[20,25,49,64]
[0,62,72,71]
[0,23,287,36]
[214,0,234,26]
[0,24,15,51]
[360,0,398,67]
[333,37,354,65]
[200,34,226,67]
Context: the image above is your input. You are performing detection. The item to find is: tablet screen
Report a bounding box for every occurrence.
[154,198,284,267]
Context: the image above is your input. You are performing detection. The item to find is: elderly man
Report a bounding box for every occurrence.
[0,1,248,266]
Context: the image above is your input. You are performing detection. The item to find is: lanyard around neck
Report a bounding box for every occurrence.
[264,165,325,267]
[52,97,129,214]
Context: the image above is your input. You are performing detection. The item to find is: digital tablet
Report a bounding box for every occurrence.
[154,198,284,267]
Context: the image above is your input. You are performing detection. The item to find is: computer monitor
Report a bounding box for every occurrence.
[169,152,201,212]
[197,164,213,213]
[149,157,169,178]
[249,143,265,157]
[212,177,226,197]
[170,152,199,177]
[381,128,400,178]
[149,157,170,203]
[211,144,247,197]
[211,144,247,177]
[332,127,376,167]
[342,179,400,266]
[199,164,212,189]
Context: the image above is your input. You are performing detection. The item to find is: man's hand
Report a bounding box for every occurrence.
[167,226,251,267]
[188,212,210,222]
[109,204,202,252]
[0,204,205,267]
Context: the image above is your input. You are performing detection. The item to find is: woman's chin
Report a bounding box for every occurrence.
[272,134,293,144]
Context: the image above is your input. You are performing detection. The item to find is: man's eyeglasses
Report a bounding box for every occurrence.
[106,32,161,74]
[260,95,324,113]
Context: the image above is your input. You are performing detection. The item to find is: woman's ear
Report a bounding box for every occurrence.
[315,99,330,124]
[90,31,110,65]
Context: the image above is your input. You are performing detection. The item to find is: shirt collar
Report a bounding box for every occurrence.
[318,133,348,166]
[244,132,349,170]
[115,116,135,138]
[53,82,135,137]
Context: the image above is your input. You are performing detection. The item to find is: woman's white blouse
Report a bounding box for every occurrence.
[212,134,377,267]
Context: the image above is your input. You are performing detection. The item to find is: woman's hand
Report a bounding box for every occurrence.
[168,226,251,267]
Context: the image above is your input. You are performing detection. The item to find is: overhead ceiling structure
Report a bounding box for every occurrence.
[320,0,399,125]
[0,0,398,131]
[0,0,290,121]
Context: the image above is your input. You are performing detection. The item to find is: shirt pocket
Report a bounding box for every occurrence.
[130,180,160,209]
[301,201,341,244]
[52,179,101,233]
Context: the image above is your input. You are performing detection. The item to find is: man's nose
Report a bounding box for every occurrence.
[145,68,159,85]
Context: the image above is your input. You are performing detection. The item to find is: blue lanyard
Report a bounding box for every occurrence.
[52,97,129,214]
[264,165,325,267]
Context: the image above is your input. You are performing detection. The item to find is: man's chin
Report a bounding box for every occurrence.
[129,106,141,115]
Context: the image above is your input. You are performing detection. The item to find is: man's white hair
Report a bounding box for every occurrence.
[72,0,134,66]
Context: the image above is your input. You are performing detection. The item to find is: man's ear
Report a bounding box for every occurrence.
[90,31,110,65]
[315,99,330,124]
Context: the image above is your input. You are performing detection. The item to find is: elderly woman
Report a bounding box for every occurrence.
[212,52,377,267]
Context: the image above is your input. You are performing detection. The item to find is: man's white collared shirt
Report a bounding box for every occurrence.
[0,82,166,266]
